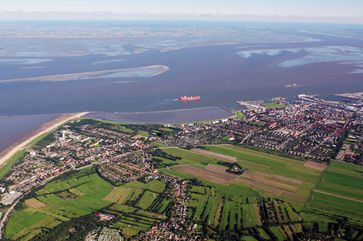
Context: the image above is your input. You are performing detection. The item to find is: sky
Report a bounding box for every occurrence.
[1,0,363,22]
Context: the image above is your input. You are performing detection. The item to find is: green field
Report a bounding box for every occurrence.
[206,145,323,203]
[4,168,168,240]
[303,161,363,225]
[137,130,150,137]
[270,226,288,240]
[159,145,322,204]
[186,183,303,239]
[0,150,27,179]
[160,147,223,167]
[109,204,166,238]
[156,144,363,236]
[103,187,132,203]
[174,146,363,226]
[5,167,112,240]
[161,168,259,199]
[136,191,158,210]
[315,161,363,200]
[124,179,165,194]
[187,184,260,230]
[234,112,246,119]
[262,101,286,109]
[205,145,321,184]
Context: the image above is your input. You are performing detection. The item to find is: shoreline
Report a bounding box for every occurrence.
[0,106,233,162]
[0,112,87,166]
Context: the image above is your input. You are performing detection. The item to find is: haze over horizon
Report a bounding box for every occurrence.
[1,0,363,23]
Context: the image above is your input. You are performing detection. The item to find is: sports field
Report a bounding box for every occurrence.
[262,101,286,109]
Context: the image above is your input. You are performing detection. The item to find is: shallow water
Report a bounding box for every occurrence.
[87,106,233,124]
[0,22,362,119]
[0,114,60,155]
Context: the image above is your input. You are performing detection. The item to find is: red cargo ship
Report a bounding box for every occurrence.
[178,96,201,102]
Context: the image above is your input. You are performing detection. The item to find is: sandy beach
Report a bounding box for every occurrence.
[0,112,87,166]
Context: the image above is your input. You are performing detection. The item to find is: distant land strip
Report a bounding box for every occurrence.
[0,65,169,83]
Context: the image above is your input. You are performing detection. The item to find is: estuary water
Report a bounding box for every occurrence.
[0,114,60,157]
[1,21,363,155]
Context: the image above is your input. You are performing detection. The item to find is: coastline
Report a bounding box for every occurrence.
[0,106,231,165]
[0,112,87,166]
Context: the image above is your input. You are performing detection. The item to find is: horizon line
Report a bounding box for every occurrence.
[0,12,362,24]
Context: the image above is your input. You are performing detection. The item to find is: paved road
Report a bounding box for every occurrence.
[0,192,28,239]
